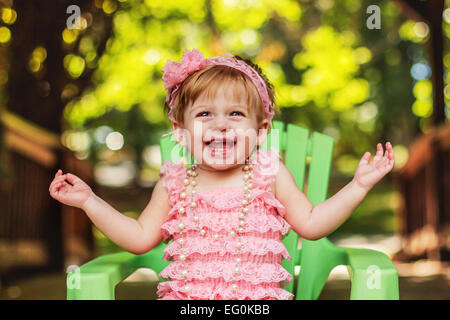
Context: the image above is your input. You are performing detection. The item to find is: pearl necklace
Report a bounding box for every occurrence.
[176,158,253,299]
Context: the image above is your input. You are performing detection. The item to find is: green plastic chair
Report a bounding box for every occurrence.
[66,120,399,300]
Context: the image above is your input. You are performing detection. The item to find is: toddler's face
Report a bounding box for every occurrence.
[172,85,270,171]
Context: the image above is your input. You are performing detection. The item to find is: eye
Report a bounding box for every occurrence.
[196,111,209,117]
[230,111,245,117]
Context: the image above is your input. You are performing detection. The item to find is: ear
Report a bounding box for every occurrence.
[172,120,187,147]
[256,119,270,147]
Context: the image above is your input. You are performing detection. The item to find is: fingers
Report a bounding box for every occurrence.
[362,142,394,166]
[361,142,383,165]
[50,170,63,191]
[375,143,383,159]
[376,142,394,170]
[64,173,80,185]
[359,151,371,165]
[386,142,395,167]
[49,172,70,196]
[386,141,394,161]
[375,142,394,157]
[50,177,64,195]
[380,142,394,163]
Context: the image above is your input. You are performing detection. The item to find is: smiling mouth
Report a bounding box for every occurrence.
[204,138,237,156]
[205,139,236,147]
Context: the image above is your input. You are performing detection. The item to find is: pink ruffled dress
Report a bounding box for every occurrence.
[157,147,293,300]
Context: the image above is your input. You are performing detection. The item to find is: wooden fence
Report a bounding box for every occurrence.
[0,111,95,281]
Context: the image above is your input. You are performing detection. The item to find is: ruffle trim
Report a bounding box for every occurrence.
[163,188,287,219]
[157,279,294,300]
[161,202,290,242]
[194,188,286,213]
[160,158,186,207]
[159,261,292,284]
[162,236,291,261]
[249,146,282,192]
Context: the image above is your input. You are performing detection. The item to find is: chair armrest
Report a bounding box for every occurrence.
[67,251,140,300]
[295,238,348,300]
[345,247,399,300]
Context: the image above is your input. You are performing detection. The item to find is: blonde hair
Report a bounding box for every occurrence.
[164,55,279,127]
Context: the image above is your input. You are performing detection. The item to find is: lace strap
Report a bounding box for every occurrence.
[250,146,282,191]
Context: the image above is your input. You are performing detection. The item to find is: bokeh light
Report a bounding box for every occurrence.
[0,26,11,43]
[62,28,79,44]
[143,145,162,166]
[63,54,86,78]
[410,62,431,80]
[61,130,91,152]
[443,8,450,23]
[1,8,17,24]
[143,49,161,65]
[95,126,114,144]
[413,22,429,38]
[105,131,124,150]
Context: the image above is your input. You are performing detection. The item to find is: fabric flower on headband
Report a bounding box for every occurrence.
[162,49,274,122]
[162,49,211,91]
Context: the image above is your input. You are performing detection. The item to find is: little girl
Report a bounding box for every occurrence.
[49,49,395,300]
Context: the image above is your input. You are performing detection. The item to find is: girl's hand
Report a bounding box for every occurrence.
[353,142,395,192]
[49,169,93,209]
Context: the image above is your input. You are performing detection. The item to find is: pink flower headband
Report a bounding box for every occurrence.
[162,49,274,122]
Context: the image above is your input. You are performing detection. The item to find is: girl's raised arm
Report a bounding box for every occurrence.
[276,142,394,240]
[81,178,170,255]
[50,170,170,255]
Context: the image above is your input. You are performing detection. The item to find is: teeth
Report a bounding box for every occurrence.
[208,140,234,147]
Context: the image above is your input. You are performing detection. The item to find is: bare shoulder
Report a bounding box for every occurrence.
[273,158,313,238]
[274,161,298,194]
[270,155,285,195]
[274,160,310,208]
[151,175,170,205]
[139,176,171,222]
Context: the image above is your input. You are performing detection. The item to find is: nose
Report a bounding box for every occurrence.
[205,115,235,140]
[213,114,229,131]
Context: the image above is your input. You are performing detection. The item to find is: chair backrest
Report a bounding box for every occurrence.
[265,121,334,293]
[159,120,334,294]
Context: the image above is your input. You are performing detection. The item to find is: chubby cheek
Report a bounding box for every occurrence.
[187,134,204,160]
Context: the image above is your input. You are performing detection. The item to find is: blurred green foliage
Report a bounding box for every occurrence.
[59,0,449,182]
[329,182,400,240]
